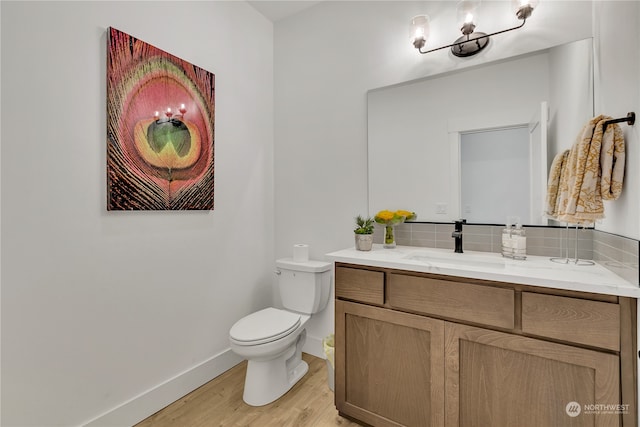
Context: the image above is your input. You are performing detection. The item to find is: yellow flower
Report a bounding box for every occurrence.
[375,210,395,221]
[375,209,415,225]
[396,210,416,220]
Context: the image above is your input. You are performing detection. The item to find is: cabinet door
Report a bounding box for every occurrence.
[445,323,620,427]
[336,300,445,427]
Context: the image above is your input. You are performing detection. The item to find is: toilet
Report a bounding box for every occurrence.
[229,258,332,406]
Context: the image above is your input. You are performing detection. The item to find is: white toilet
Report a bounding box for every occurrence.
[229,258,332,406]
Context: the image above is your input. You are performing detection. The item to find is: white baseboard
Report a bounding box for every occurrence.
[82,348,243,427]
[302,334,326,359]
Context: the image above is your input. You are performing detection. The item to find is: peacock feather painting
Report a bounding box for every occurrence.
[107,27,215,210]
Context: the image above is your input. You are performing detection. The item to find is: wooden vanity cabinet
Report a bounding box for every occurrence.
[334,263,637,427]
[336,300,444,427]
[445,323,620,427]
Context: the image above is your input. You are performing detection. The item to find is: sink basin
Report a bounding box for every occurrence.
[403,249,507,269]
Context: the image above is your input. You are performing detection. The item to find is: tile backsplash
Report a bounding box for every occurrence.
[593,229,639,285]
[373,222,639,285]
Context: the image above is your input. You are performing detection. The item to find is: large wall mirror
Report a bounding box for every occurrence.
[368,38,594,225]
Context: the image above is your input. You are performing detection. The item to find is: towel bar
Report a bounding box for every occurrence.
[603,112,635,132]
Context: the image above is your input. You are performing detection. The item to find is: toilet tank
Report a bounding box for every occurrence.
[275,258,332,314]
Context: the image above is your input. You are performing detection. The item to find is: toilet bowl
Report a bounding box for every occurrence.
[229,258,332,406]
[230,308,311,406]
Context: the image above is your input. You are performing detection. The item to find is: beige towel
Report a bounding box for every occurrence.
[554,115,625,225]
[600,120,625,200]
[545,149,569,218]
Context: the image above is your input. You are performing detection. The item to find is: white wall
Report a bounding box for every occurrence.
[1,2,273,426]
[547,37,595,160]
[273,0,601,349]
[593,1,640,239]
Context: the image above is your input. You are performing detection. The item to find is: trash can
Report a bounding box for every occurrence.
[322,333,335,391]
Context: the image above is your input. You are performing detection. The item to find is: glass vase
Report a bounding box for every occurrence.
[383,225,396,249]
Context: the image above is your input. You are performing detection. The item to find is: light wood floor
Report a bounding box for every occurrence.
[135,353,361,427]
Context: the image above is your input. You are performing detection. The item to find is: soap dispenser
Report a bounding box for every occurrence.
[511,222,527,260]
[502,217,527,260]
[501,220,513,258]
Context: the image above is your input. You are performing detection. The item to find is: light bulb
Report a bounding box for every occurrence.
[464,12,474,24]
[457,1,480,35]
[513,0,539,19]
[410,15,430,50]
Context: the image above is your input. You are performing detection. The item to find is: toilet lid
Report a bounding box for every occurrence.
[230,307,301,345]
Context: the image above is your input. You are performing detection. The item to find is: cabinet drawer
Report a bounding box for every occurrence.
[387,274,515,329]
[522,292,620,351]
[335,266,384,305]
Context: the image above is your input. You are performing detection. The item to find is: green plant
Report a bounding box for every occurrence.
[354,215,375,234]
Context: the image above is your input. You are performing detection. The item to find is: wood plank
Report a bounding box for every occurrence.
[335,266,384,305]
[445,322,620,427]
[336,300,445,427]
[135,353,359,427]
[522,292,620,351]
[387,273,515,329]
[619,297,637,427]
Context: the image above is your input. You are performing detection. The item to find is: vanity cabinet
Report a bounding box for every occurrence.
[334,263,637,427]
[336,301,444,427]
[445,323,619,427]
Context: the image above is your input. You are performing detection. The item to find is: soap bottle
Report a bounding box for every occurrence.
[501,220,513,258]
[511,222,527,260]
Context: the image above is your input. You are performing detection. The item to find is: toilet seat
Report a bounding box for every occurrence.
[230,307,301,346]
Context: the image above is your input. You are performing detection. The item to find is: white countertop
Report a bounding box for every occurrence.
[325,245,640,298]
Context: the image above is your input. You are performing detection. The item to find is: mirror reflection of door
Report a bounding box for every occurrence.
[529,101,548,225]
[460,126,531,224]
[459,102,548,225]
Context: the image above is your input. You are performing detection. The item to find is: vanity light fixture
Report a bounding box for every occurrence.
[411,0,538,57]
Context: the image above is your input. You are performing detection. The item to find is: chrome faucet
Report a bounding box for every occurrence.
[451,219,466,253]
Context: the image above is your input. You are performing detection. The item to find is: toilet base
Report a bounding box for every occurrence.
[242,331,308,406]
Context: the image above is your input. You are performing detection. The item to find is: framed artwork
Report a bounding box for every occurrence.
[107,27,215,210]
